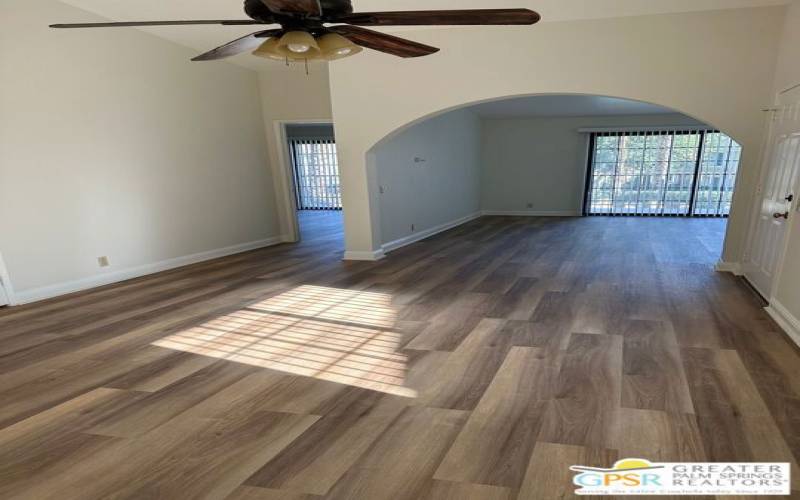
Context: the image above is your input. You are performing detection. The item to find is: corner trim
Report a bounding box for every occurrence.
[765,299,800,348]
[714,261,742,275]
[13,235,288,305]
[0,251,17,306]
[382,212,482,254]
[481,210,581,217]
[343,249,386,261]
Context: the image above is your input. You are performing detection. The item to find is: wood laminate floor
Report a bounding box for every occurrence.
[1,213,798,499]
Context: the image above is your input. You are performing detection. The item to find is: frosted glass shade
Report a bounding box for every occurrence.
[276,31,321,59]
[317,33,362,61]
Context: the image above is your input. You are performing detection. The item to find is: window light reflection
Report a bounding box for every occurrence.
[152,285,416,398]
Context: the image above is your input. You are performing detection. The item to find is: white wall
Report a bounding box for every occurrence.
[372,109,482,250]
[481,113,704,215]
[257,63,333,239]
[771,0,800,326]
[329,6,785,261]
[0,0,281,303]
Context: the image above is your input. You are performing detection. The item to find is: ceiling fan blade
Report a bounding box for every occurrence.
[192,29,283,61]
[335,9,541,26]
[329,25,439,58]
[260,0,322,16]
[50,20,265,29]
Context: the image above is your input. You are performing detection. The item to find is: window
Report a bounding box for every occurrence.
[584,130,741,217]
[290,138,342,210]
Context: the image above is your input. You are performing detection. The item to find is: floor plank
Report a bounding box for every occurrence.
[537,333,623,448]
[518,441,617,500]
[324,406,469,500]
[434,347,548,489]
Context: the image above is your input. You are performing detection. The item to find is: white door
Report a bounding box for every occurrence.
[743,99,800,298]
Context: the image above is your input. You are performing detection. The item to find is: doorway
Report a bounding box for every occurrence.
[285,123,344,245]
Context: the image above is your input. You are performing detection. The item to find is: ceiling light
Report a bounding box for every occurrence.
[317,33,363,61]
[276,31,320,59]
[252,38,286,61]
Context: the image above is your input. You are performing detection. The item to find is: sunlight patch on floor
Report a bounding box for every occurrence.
[152,285,417,398]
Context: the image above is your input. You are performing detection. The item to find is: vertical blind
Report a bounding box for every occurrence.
[584,129,741,217]
[290,137,342,210]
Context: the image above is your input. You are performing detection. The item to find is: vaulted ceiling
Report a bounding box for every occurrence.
[56,0,788,70]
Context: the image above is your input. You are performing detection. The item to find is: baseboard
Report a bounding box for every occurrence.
[343,249,386,261]
[481,210,581,217]
[715,261,742,275]
[382,212,483,254]
[765,299,800,349]
[13,235,288,305]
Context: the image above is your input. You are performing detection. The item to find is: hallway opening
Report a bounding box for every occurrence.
[284,123,344,249]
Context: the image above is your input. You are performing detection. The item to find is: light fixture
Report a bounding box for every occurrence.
[252,38,286,61]
[317,33,362,61]
[276,31,321,59]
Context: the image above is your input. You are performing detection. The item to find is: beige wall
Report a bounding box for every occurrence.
[774,0,800,94]
[481,114,704,215]
[772,0,800,322]
[0,0,280,302]
[257,63,333,239]
[329,6,785,260]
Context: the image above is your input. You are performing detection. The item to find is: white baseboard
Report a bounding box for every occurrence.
[348,210,577,260]
[382,212,482,254]
[481,210,581,217]
[343,249,386,261]
[765,299,800,349]
[13,235,287,305]
[715,261,742,275]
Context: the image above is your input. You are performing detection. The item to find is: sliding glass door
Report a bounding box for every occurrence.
[584,130,741,217]
[290,138,343,211]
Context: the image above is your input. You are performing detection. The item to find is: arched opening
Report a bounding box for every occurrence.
[366,94,742,265]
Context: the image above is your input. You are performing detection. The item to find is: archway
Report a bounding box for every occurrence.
[356,94,745,266]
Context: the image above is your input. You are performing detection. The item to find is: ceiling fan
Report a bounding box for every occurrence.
[50,0,541,62]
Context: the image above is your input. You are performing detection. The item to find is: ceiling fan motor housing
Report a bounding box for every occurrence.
[244,0,353,22]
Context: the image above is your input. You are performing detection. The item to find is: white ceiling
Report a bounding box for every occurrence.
[57,0,788,70]
[470,95,682,118]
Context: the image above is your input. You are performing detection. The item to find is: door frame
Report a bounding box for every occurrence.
[741,110,781,297]
[273,118,335,243]
[0,250,16,306]
[741,93,800,301]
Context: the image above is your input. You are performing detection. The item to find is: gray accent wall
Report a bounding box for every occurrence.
[372,109,483,246]
[480,113,704,215]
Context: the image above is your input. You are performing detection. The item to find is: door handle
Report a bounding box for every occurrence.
[786,194,794,202]
[774,211,789,219]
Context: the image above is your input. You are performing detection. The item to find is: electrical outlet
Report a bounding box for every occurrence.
[97,256,110,268]
[379,185,386,194]
[411,224,416,232]
[527,203,534,209]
